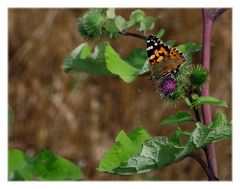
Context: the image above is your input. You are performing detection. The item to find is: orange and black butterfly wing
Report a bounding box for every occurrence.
[146,34,170,64]
[146,34,186,78]
[163,47,186,74]
[146,35,170,78]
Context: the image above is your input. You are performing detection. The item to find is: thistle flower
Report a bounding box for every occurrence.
[153,75,182,103]
[159,76,177,96]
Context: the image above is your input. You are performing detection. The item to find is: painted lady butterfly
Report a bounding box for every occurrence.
[146,34,186,79]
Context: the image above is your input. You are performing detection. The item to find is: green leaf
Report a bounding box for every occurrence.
[8,149,84,180]
[210,112,228,128]
[193,124,231,148]
[193,113,231,148]
[184,97,192,107]
[139,16,155,31]
[191,96,228,108]
[177,42,202,55]
[98,127,151,172]
[177,42,202,63]
[125,48,148,70]
[63,42,115,76]
[181,131,192,137]
[102,113,231,174]
[105,43,140,83]
[8,149,33,180]
[156,29,165,39]
[32,149,84,180]
[79,43,91,59]
[138,59,151,76]
[110,137,182,174]
[170,128,182,146]
[127,127,152,148]
[166,40,176,47]
[64,42,149,83]
[115,16,127,32]
[130,9,145,23]
[106,8,115,19]
[138,15,161,32]
[160,111,196,125]
[126,20,135,28]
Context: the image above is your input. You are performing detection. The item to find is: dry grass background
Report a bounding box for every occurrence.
[8,8,232,180]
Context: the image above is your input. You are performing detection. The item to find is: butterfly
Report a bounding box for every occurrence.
[146,34,186,79]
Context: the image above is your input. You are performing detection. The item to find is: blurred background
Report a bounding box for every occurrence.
[8,8,232,180]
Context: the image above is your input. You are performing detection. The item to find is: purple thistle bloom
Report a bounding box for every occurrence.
[159,76,177,95]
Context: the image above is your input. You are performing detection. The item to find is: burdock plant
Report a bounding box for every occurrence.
[63,8,231,180]
[154,64,209,103]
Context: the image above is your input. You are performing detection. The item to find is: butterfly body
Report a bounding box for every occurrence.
[146,34,186,79]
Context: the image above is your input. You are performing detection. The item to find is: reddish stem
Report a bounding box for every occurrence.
[119,30,147,40]
[201,8,226,180]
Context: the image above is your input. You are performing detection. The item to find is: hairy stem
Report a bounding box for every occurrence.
[201,8,226,180]
[119,30,147,40]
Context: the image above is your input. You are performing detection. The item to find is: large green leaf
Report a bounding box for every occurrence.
[63,42,115,76]
[98,127,151,172]
[160,111,196,125]
[125,48,148,70]
[63,42,149,83]
[8,149,84,180]
[105,43,141,83]
[192,113,231,148]
[99,113,231,175]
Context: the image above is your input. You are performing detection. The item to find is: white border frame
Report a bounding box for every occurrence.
[1,1,239,189]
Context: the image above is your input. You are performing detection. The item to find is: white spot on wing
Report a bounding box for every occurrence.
[147,46,153,50]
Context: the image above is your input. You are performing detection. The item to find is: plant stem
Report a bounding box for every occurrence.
[193,107,201,122]
[119,30,147,40]
[201,8,226,180]
[187,93,202,122]
[189,153,219,181]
